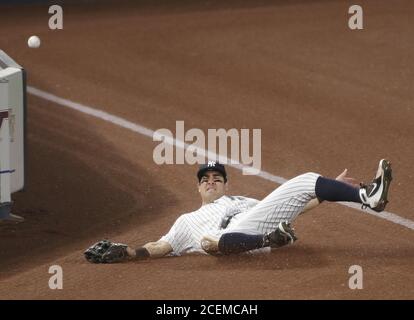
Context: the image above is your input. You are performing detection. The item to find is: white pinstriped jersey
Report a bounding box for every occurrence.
[159,172,320,256]
[159,195,259,255]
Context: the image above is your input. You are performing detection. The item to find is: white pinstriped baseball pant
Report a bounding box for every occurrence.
[225,172,320,235]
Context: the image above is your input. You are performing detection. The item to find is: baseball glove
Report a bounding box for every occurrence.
[84,239,129,264]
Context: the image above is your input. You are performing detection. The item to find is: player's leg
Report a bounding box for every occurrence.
[203,217,306,256]
[227,159,392,235]
[316,159,392,212]
[210,160,392,255]
[201,233,264,255]
[201,221,297,255]
[225,172,321,235]
[201,172,320,255]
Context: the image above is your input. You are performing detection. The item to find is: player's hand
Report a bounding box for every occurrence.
[335,169,359,187]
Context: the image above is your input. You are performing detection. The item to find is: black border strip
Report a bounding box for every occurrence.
[0,300,411,318]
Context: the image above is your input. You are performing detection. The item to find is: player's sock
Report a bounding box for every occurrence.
[315,176,361,203]
[218,233,264,254]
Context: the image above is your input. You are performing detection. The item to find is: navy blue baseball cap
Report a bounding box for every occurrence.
[197,161,227,182]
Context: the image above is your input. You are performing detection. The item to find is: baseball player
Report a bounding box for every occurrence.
[84,159,392,263]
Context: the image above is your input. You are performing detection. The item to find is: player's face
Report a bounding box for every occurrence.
[198,171,227,204]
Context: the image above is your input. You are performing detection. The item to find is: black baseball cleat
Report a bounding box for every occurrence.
[359,159,393,212]
[263,221,297,248]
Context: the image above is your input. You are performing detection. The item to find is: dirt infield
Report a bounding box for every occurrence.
[0,0,413,299]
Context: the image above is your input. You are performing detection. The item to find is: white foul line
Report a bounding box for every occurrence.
[27,86,414,231]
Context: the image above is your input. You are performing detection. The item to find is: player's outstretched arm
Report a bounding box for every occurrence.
[128,241,173,260]
[84,240,173,263]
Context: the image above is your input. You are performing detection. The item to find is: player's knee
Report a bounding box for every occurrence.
[200,236,219,254]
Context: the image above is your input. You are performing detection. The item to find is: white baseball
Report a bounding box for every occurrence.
[27,35,41,48]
